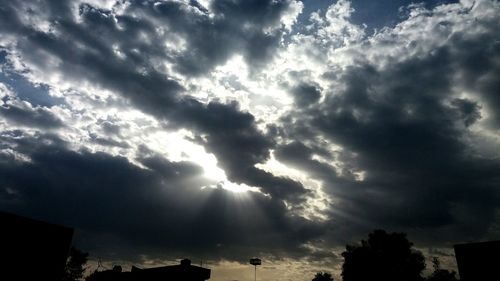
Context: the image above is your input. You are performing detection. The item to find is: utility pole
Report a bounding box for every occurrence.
[249,258,261,281]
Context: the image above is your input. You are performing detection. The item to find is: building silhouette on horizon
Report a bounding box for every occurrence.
[454,240,500,281]
[0,211,74,281]
[88,258,211,281]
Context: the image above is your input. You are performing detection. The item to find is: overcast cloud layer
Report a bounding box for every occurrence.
[1,0,500,277]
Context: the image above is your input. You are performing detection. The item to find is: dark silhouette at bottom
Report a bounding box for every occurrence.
[0,211,74,281]
[3,210,499,281]
[87,259,211,281]
[312,271,334,281]
[342,229,426,281]
[454,241,500,281]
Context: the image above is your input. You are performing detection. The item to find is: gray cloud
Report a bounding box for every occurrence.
[0,0,308,202]
[0,93,64,129]
[290,82,322,107]
[0,131,322,261]
[275,3,500,245]
[169,100,309,203]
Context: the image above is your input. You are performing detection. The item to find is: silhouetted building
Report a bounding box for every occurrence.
[454,240,500,281]
[0,211,74,281]
[89,259,211,281]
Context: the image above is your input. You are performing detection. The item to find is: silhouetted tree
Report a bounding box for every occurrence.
[85,270,99,281]
[342,230,426,281]
[426,257,459,281]
[312,271,334,281]
[62,247,89,281]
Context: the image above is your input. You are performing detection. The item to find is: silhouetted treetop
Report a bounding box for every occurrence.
[342,229,425,281]
[426,257,459,281]
[312,271,334,281]
[63,247,89,281]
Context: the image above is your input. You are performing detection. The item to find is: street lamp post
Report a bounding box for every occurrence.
[249,258,261,281]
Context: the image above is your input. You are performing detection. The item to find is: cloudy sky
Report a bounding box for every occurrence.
[1,0,500,280]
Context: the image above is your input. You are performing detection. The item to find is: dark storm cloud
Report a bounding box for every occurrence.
[0,0,307,201]
[128,0,294,74]
[450,98,482,127]
[170,100,308,203]
[446,30,500,128]
[290,83,322,107]
[0,0,298,84]
[275,11,500,245]
[0,131,322,261]
[0,95,64,129]
[98,119,123,136]
[79,0,296,76]
[89,133,130,148]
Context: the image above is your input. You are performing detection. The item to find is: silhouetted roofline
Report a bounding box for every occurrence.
[0,210,74,233]
[454,240,500,248]
[94,259,211,281]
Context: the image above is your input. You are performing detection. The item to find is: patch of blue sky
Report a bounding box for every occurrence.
[0,50,65,107]
[297,0,459,32]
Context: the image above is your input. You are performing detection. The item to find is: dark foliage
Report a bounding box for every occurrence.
[63,247,89,281]
[426,257,459,281]
[312,271,334,281]
[341,230,426,281]
[85,270,99,281]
